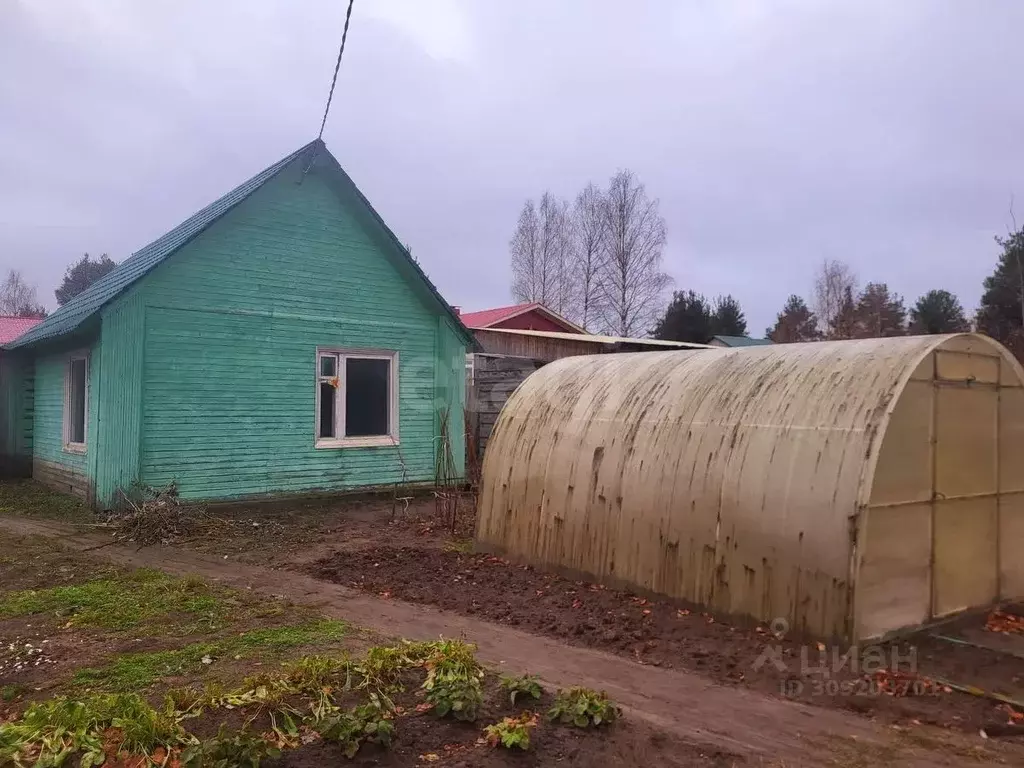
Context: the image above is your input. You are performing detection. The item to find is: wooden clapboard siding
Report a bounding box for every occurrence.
[97,162,463,502]
[469,355,542,455]
[94,291,145,505]
[32,457,94,503]
[9,143,468,508]
[29,339,99,499]
[0,353,35,475]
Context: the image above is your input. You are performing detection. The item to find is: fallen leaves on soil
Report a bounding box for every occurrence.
[985,610,1024,635]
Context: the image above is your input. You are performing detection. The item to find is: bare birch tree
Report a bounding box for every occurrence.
[538,192,575,317]
[0,270,45,317]
[812,258,857,336]
[509,193,574,315]
[598,170,670,336]
[510,200,542,303]
[571,183,607,330]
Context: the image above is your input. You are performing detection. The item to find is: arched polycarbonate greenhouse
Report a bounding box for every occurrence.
[476,334,1024,641]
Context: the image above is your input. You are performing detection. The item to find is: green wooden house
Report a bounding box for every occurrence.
[0,140,473,508]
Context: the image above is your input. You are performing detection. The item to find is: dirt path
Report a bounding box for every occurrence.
[0,515,983,767]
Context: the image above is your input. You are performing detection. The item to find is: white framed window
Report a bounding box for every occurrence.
[315,348,399,448]
[63,352,89,453]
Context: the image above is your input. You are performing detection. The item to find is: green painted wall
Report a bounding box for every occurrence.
[94,293,145,505]
[31,338,99,477]
[0,353,35,473]
[87,157,465,504]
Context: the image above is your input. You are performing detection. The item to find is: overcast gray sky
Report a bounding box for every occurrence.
[2,0,1022,334]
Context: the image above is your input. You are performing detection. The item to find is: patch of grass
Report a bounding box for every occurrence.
[72,620,347,692]
[0,480,92,522]
[231,620,345,653]
[442,538,473,555]
[0,568,226,632]
[1,683,28,702]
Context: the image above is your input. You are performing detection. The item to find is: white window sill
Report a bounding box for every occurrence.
[63,443,87,455]
[316,435,399,450]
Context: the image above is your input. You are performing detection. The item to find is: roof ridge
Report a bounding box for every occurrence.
[5,138,475,352]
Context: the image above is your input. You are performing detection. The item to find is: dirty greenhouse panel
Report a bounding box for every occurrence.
[477,333,1024,641]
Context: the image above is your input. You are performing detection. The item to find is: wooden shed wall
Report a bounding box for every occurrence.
[467,355,543,456]
[473,329,603,362]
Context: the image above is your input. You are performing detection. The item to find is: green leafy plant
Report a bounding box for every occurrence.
[547,687,620,728]
[420,640,484,722]
[0,684,27,703]
[483,712,538,750]
[181,727,280,768]
[315,696,395,759]
[425,676,483,722]
[285,654,347,693]
[501,674,543,706]
[356,645,417,694]
[0,693,184,767]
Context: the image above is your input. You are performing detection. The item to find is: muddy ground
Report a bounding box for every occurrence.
[178,492,1022,739]
[40,478,1019,737]
[0,529,736,767]
[4,481,1024,765]
[266,677,733,768]
[307,543,1024,733]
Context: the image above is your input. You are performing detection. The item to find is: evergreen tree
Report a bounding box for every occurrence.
[711,295,747,337]
[55,253,117,306]
[909,289,970,334]
[653,290,714,343]
[977,229,1024,358]
[766,295,821,343]
[852,282,906,338]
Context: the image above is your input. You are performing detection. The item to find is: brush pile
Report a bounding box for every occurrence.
[108,483,206,547]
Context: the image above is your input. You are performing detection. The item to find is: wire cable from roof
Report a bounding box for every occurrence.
[317,0,356,140]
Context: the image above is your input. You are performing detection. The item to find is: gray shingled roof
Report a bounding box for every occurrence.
[7,139,474,350]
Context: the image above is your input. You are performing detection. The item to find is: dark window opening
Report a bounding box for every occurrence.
[318,381,336,438]
[68,358,87,444]
[345,358,390,437]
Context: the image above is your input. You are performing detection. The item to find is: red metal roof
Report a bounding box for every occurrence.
[460,303,538,328]
[0,315,44,346]
[460,303,585,333]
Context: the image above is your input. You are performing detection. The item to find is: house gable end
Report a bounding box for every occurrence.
[8,140,473,351]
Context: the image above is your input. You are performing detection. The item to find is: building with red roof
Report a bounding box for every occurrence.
[459,302,585,334]
[0,315,44,346]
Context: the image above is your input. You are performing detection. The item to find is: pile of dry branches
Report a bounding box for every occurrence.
[108,483,208,547]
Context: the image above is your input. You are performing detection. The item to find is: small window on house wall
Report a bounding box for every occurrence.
[316,349,398,448]
[63,354,88,452]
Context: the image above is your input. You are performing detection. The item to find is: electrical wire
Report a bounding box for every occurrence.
[317,0,356,140]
